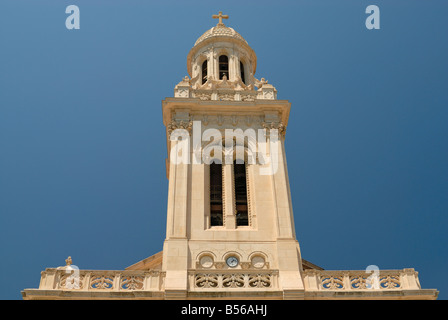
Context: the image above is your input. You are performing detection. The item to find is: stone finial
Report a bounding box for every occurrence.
[65,256,72,266]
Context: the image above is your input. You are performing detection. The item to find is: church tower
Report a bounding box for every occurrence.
[22,12,438,301]
[161,11,304,299]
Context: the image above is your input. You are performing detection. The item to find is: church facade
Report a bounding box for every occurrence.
[22,12,438,300]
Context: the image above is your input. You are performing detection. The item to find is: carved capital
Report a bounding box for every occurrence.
[167,120,193,136]
[261,121,286,136]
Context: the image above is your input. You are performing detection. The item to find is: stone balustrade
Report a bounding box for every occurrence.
[37,268,165,292]
[38,267,422,292]
[37,267,280,293]
[303,268,422,291]
[23,267,438,299]
[189,270,279,290]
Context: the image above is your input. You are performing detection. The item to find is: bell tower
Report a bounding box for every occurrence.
[21,11,439,302]
[161,12,305,299]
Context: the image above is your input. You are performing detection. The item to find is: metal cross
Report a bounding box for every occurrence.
[212,11,229,25]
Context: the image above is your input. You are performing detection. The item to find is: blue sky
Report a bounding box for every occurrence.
[1,0,447,300]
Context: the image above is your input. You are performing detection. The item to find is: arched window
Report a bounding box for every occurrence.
[240,61,245,84]
[202,60,208,85]
[219,55,229,80]
[234,160,248,226]
[210,163,223,226]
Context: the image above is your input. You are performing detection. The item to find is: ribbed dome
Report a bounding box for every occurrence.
[186,14,257,78]
[194,24,248,46]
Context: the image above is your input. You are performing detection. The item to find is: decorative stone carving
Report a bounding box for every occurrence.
[193,271,275,289]
[350,276,370,290]
[195,274,219,288]
[240,262,251,270]
[231,115,238,126]
[303,270,405,292]
[321,276,344,290]
[223,274,245,288]
[120,276,144,290]
[248,274,271,288]
[253,76,268,89]
[214,262,225,270]
[218,93,234,101]
[257,83,277,100]
[217,115,223,126]
[379,275,401,289]
[196,92,212,100]
[59,273,83,290]
[262,121,286,136]
[90,274,114,290]
[147,270,160,277]
[241,93,256,102]
[167,120,193,135]
[174,76,192,98]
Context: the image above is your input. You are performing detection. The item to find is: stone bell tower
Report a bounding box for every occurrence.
[21,11,438,301]
[161,11,305,299]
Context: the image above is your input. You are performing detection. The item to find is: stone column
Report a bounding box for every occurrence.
[223,162,236,229]
[163,113,191,299]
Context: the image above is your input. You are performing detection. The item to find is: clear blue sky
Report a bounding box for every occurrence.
[1,0,447,300]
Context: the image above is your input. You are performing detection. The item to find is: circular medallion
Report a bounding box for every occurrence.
[200,255,214,268]
[251,256,265,269]
[226,256,239,268]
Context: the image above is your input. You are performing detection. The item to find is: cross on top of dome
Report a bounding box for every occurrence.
[212,11,229,26]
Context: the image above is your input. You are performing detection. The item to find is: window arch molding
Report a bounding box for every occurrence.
[248,252,269,269]
[196,251,217,269]
[194,52,209,83]
[247,251,268,262]
[222,251,243,262]
[213,48,230,80]
[196,251,217,261]
[224,133,258,166]
[202,134,257,166]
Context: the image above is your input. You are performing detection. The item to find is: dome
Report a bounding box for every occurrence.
[186,12,257,78]
[194,24,248,47]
